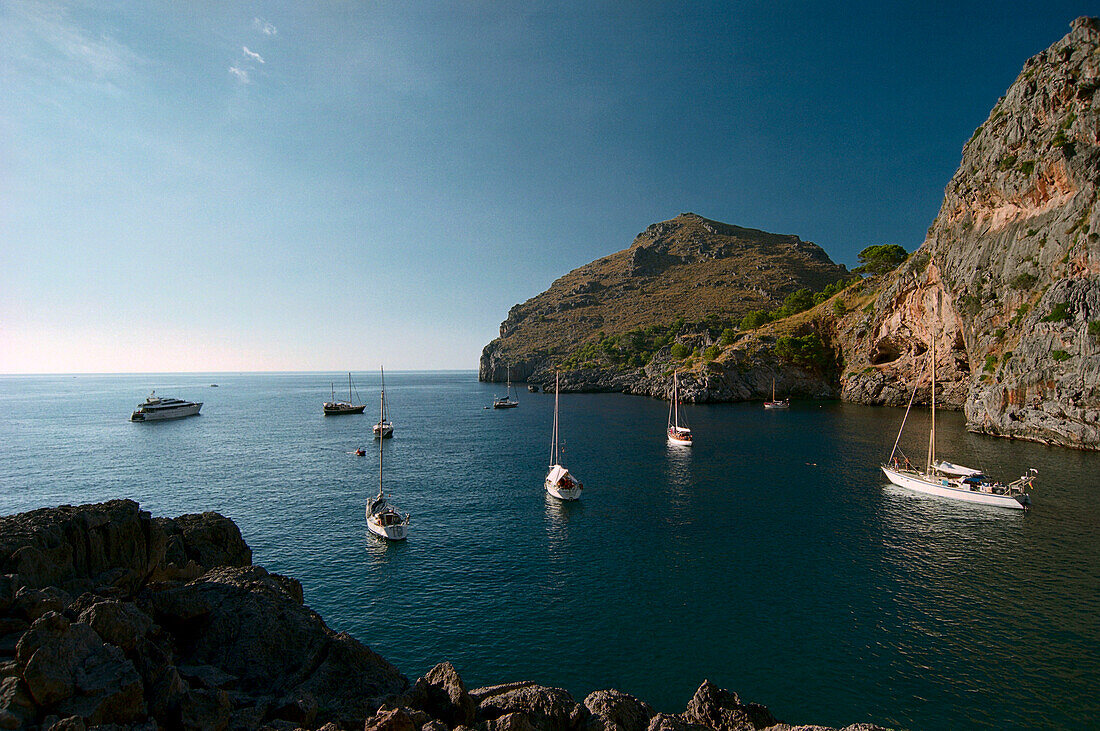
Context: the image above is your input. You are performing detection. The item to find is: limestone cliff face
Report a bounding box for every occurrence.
[839,17,1100,449]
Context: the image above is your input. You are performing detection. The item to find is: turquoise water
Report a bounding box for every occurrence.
[1,372,1097,729]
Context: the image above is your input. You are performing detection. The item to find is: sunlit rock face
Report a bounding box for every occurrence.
[836,17,1100,449]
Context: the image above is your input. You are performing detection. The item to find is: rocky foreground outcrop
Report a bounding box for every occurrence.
[0,501,890,730]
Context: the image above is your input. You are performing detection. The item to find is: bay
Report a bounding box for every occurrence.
[0,372,1097,729]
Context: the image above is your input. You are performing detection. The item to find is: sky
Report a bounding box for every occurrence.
[0,1,1094,373]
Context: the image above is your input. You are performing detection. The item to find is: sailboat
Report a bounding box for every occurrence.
[545,372,583,500]
[881,305,1035,510]
[372,367,394,438]
[764,379,790,409]
[324,373,366,415]
[366,434,409,540]
[493,368,519,409]
[667,372,693,446]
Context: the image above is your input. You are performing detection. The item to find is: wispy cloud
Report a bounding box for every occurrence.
[252,18,277,36]
[1,1,143,93]
[228,66,249,84]
[242,46,264,64]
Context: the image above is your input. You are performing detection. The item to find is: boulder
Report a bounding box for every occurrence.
[143,566,406,725]
[365,707,416,731]
[0,675,36,729]
[645,714,708,731]
[583,690,654,731]
[78,600,153,652]
[413,661,476,727]
[474,683,588,731]
[0,501,167,594]
[155,512,252,574]
[684,681,775,731]
[177,687,231,731]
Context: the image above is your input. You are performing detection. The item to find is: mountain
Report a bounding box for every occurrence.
[479,213,851,386]
[480,17,1100,450]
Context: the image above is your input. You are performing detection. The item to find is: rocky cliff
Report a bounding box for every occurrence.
[835,16,1100,449]
[479,214,850,385]
[480,17,1100,451]
[0,501,889,730]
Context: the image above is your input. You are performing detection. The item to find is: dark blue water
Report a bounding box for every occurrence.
[1,372,1097,730]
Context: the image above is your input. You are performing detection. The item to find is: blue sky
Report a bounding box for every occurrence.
[0,1,1092,372]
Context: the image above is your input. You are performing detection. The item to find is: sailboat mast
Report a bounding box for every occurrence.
[348,372,353,402]
[673,373,680,428]
[380,367,386,422]
[551,372,560,465]
[927,329,936,472]
[378,422,384,497]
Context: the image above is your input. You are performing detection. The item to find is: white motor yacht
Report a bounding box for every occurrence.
[130,392,202,422]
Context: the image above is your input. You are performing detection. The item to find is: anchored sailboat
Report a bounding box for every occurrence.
[880,301,1035,510]
[545,372,582,500]
[764,379,790,409]
[493,368,519,409]
[667,372,693,446]
[366,431,409,540]
[372,367,394,438]
[324,373,366,415]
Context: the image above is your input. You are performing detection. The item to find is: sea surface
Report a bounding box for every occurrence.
[1,372,1098,730]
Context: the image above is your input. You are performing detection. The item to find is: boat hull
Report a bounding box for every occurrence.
[667,434,693,446]
[373,422,394,438]
[764,401,789,409]
[881,466,1029,510]
[324,404,365,415]
[545,479,582,501]
[130,403,202,422]
[493,401,519,409]
[366,519,408,540]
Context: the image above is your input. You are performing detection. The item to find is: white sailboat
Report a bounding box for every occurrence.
[493,368,519,409]
[366,434,409,540]
[764,379,790,409]
[667,372,693,446]
[881,308,1035,510]
[372,366,394,438]
[545,372,583,500]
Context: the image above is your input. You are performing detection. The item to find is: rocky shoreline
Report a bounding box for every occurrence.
[0,500,890,731]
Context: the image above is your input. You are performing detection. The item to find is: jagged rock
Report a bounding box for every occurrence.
[272,692,318,726]
[414,661,476,727]
[365,707,416,731]
[474,683,589,731]
[0,501,166,595]
[78,600,152,653]
[645,713,708,731]
[46,716,86,731]
[684,681,775,731]
[487,711,539,731]
[12,586,71,623]
[177,687,231,731]
[155,513,252,574]
[178,663,238,690]
[143,565,406,726]
[583,690,654,731]
[0,675,36,728]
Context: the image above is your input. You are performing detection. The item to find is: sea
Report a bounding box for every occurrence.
[1,372,1097,730]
